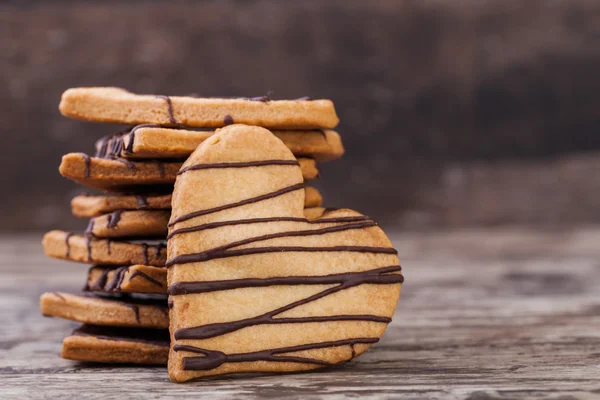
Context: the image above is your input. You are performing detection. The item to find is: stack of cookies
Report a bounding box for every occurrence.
[40,87,345,365]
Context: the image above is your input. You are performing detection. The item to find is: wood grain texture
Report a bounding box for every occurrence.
[1,230,599,398]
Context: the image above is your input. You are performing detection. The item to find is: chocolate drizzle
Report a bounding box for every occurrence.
[83,220,95,261]
[167,216,371,239]
[70,233,165,265]
[87,265,164,292]
[165,150,402,373]
[155,95,177,124]
[154,242,165,258]
[95,129,128,158]
[154,160,166,178]
[89,266,114,291]
[95,124,159,160]
[79,153,91,177]
[174,337,378,371]
[136,195,150,209]
[52,292,67,301]
[64,232,74,257]
[177,160,300,176]
[223,114,234,125]
[106,210,123,229]
[167,245,396,267]
[125,124,160,155]
[168,183,304,226]
[172,266,402,339]
[166,220,381,266]
[94,129,137,169]
[130,270,163,287]
[169,265,402,295]
[142,243,149,265]
[85,238,92,261]
[105,266,129,292]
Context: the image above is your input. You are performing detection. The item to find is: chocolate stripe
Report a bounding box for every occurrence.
[73,325,169,347]
[78,153,91,177]
[167,216,371,239]
[167,245,397,267]
[169,265,402,295]
[168,183,304,226]
[64,232,74,257]
[105,266,130,292]
[106,210,123,229]
[178,160,300,175]
[88,265,117,291]
[175,315,391,340]
[155,95,177,124]
[130,270,163,288]
[174,337,379,371]
[136,195,150,209]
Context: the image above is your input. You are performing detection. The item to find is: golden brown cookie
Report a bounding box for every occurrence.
[62,325,168,365]
[98,125,343,162]
[167,124,402,382]
[42,230,166,266]
[59,153,318,192]
[71,193,171,218]
[86,265,167,294]
[59,87,339,129]
[40,292,168,328]
[59,153,179,191]
[86,210,170,238]
[71,187,322,218]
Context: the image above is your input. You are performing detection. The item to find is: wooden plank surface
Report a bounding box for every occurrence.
[1,230,599,399]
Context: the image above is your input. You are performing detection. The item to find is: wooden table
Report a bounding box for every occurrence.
[1,229,599,398]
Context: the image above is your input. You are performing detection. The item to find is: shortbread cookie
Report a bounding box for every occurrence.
[86,210,170,238]
[62,325,168,365]
[98,125,343,162]
[59,153,318,192]
[167,124,402,382]
[40,292,168,328]
[59,87,339,129]
[42,230,166,266]
[71,187,322,218]
[86,265,167,294]
[71,193,171,217]
[59,153,180,191]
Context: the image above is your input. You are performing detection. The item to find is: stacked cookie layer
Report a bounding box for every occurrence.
[40,87,343,365]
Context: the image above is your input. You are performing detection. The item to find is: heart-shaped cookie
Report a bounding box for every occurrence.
[167,124,402,382]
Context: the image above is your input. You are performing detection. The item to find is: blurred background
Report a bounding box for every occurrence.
[1,0,599,233]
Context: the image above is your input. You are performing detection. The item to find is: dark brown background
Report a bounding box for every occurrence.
[2,0,600,232]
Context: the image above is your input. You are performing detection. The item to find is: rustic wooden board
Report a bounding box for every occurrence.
[1,230,599,399]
